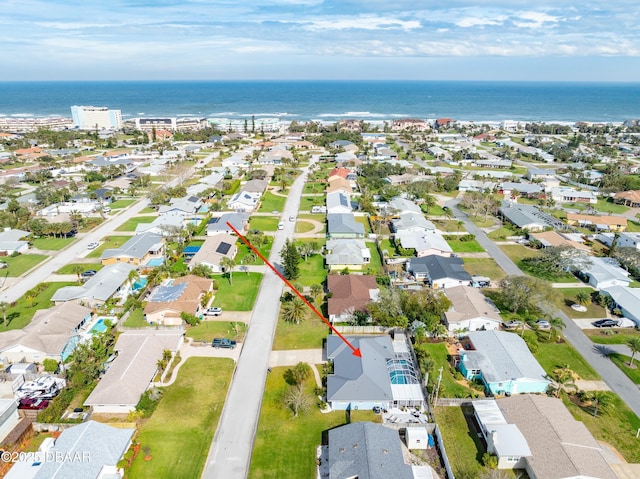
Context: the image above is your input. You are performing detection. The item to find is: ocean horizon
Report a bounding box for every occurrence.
[1,80,639,123]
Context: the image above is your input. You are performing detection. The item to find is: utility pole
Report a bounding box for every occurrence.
[432,366,443,408]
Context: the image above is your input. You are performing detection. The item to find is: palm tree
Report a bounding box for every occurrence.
[423,195,436,214]
[310,283,323,303]
[590,390,613,417]
[282,297,307,325]
[220,257,237,285]
[626,337,640,367]
[0,301,8,327]
[550,366,577,398]
[70,264,85,284]
[128,268,140,287]
[575,291,591,306]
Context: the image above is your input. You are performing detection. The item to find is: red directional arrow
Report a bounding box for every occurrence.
[226,222,362,358]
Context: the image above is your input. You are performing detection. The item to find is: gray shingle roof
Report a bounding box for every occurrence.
[101,232,163,260]
[327,214,365,236]
[328,422,413,479]
[407,255,471,282]
[51,263,137,303]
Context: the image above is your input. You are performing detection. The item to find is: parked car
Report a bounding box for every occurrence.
[272,210,279,214]
[212,338,236,349]
[278,222,285,230]
[592,319,619,328]
[81,270,97,279]
[0,261,7,269]
[535,319,551,330]
[87,242,99,250]
[204,307,223,316]
[289,215,296,222]
[18,398,49,410]
[102,206,111,213]
[502,320,522,330]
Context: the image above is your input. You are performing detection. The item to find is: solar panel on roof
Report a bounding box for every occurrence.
[148,282,188,302]
[216,242,232,255]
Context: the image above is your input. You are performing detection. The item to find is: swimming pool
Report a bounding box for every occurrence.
[132,277,148,291]
[89,318,109,334]
[387,358,420,385]
[146,258,165,267]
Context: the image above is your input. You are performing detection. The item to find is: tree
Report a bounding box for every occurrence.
[575,291,591,305]
[220,257,237,285]
[549,366,577,398]
[626,337,640,367]
[367,288,407,328]
[310,283,323,303]
[422,195,436,214]
[521,246,590,277]
[0,301,7,326]
[498,276,560,315]
[283,386,313,417]
[70,264,85,284]
[284,362,312,391]
[297,241,316,262]
[191,263,213,278]
[282,297,307,325]
[590,390,613,417]
[280,239,301,280]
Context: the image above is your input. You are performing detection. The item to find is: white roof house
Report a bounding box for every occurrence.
[326,191,353,214]
[602,286,640,325]
[581,257,631,289]
[325,239,371,271]
[227,191,261,212]
[84,330,182,414]
[392,213,436,234]
[0,228,29,255]
[395,231,452,257]
[444,286,502,333]
[387,198,422,215]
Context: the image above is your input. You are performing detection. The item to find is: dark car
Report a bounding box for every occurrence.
[212,338,237,349]
[81,270,97,278]
[18,398,49,410]
[592,319,619,328]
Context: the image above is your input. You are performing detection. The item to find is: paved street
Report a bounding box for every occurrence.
[201,158,316,479]
[445,198,640,419]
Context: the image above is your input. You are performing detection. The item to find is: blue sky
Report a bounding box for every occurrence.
[2,0,639,81]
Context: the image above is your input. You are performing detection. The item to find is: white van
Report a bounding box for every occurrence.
[278,222,285,230]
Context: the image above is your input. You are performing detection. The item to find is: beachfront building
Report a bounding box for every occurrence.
[71,105,122,130]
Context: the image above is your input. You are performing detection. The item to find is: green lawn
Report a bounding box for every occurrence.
[365,241,384,274]
[499,244,541,264]
[140,207,156,213]
[584,328,640,345]
[487,225,519,241]
[116,216,156,232]
[609,354,640,384]
[186,321,247,342]
[128,358,235,479]
[593,198,630,214]
[436,220,467,233]
[533,341,600,380]
[294,221,316,234]
[31,237,75,250]
[57,262,104,274]
[433,406,484,478]
[462,258,506,281]
[297,254,327,287]
[272,309,329,350]
[519,259,579,283]
[299,196,325,211]
[258,192,287,213]
[249,366,379,479]
[0,282,75,331]
[355,216,372,234]
[302,182,326,194]
[626,220,640,233]
[421,204,446,216]
[557,288,606,319]
[2,254,48,276]
[237,237,273,265]
[445,237,485,253]
[109,199,136,209]
[466,215,496,228]
[87,235,131,258]
[563,394,640,463]
[122,308,149,328]
[214,272,263,310]
[249,216,279,232]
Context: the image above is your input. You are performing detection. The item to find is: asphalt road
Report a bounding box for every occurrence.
[201,158,316,479]
[446,198,640,419]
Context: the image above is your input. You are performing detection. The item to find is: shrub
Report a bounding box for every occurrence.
[37,388,75,423]
[43,359,59,373]
[482,453,498,469]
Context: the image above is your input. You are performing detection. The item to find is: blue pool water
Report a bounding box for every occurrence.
[89,319,108,334]
[146,258,164,267]
[133,277,148,291]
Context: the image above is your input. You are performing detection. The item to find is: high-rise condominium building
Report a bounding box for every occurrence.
[70,106,122,130]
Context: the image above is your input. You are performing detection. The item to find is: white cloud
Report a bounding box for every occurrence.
[455,16,507,28]
[302,16,421,31]
[512,11,562,28]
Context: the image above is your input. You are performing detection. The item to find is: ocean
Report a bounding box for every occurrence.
[0,81,639,123]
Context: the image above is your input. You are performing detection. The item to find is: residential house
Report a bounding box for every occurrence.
[395,231,453,257]
[427,146,452,161]
[158,195,203,215]
[335,151,359,164]
[566,213,627,232]
[457,179,497,193]
[326,191,353,214]
[391,118,430,132]
[391,213,436,234]
[326,275,379,323]
[51,263,137,307]
[328,167,357,182]
[101,232,164,266]
[325,422,416,479]
[525,168,556,181]
[4,421,135,479]
[613,189,640,207]
[550,187,597,204]
[0,228,29,255]
[325,239,371,272]
[529,231,591,252]
[406,255,471,289]
[499,201,560,232]
[497,395,617,479]
[326,176,353,195]
[189,234,237,273]
[0,303,92,364]
[39,201,100,218]
[458,330,551,395]
[228,191,261,212]
[259,148,292,165]
[615,232,640,250]
[387,198,422,216]
[327,214,365,239]
[472,400,531,470]
[475,159,512,169]
[444,286,502,333]
[326,334,423,411]
[601,286,640,325]
[579,256,631,289]
[134,211,185,236]
[0,399,19,444]
[330,140,356,151]
[241,179,269,194]
[206,212,249,236]
[498,182,543,198]
[144,275,213,325]
[83,330,183,414]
